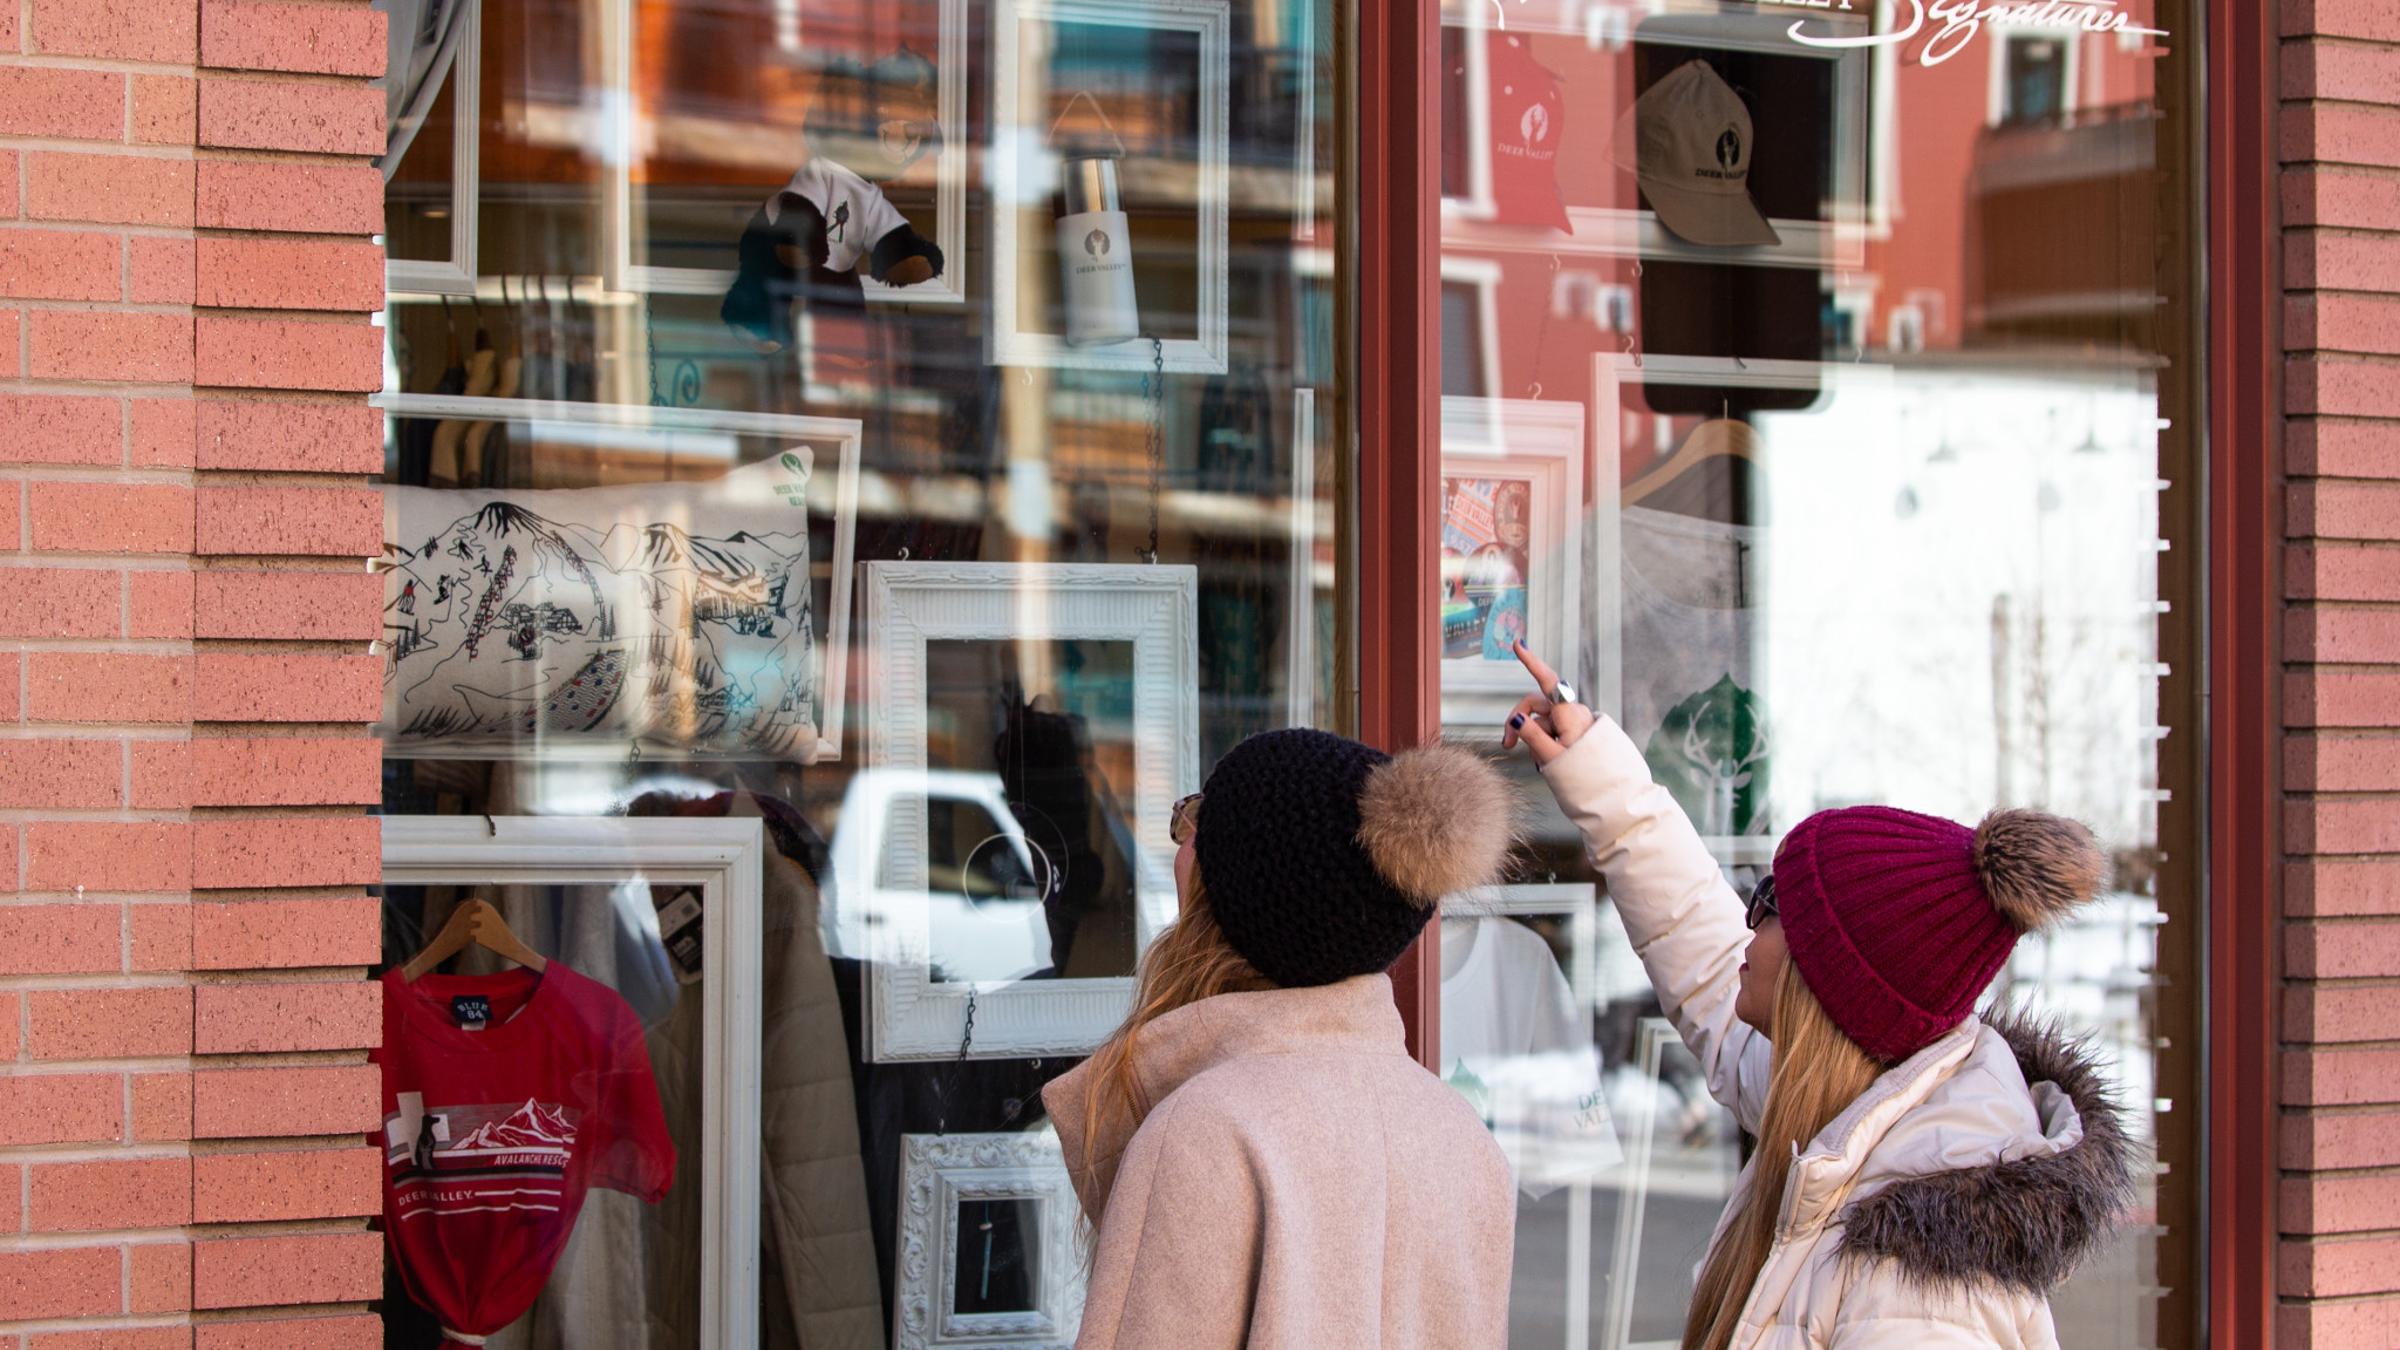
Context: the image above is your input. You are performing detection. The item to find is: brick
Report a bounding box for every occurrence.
[132,235,197,306]
[133,739,191,809]
[196,1232,379,1311]
[2289,607,2400,664]
[129,568,195,639]
[2287,291,2400,359]
[0,994,15,1060]
[132,399,196,470]
[196,160,383,236]
[195,1063,377,1137]
[2293,418,2400,480]
[2288,734,2400,791]
[196,399,382,473]
[30,0,199,61]
[2283,1234,2400,1299]
[0,7,12,51]
[29,1156,192,1231]
[0,567,119,637]
[192,1146,379,1223]
[2290,859,2400,916]
[2285,1108,2400,1170]
[2288,544,2400,602]
[2294,912,2400,975]
[133,75,199,147]
[2287,231,2400,293]
[194,815,378,889]
[0,228,120,302]
[0,479,19,548]
[196,980,377,1054]
[0,68,125,141]
[2284,102,2400,170]
[198,78,383,156]
[196,237,382,313]
[0,304,17,374]
[197,486,382,557]
[2290,672,2400,729]
[0,153,13,217]
[191,651,380,722]
[2286,0,2400,42]
[30,1330,192,1350]
[2282,42,2400,104]
[130,902,191,973]
[0,1073,122,1144]
[0,650,16,718]
[194,1314,380,1350]
[0,905,119,975]
[133,1071,191,1141]
[0,1246,119,1320]
[193,316,381,392]
[191,897,379,969]
[0,738,118,808]
[26,821,192,892]
[31,483,196,555]
[193,569,381,640]
[2287,983,2400,1042]
[0,393,124,466]
[31,311,195,384]
[2287,1171,2400,1236]
[202,0,385,76]
[29,652,195,724]
[194,738,379,807]
[129,1240,189,1314]
[2288,798,2400,855]
[26,154,197,230]
[28,985,192,1060]
[0,1161,15,1228]
[2287,1048,2400,1106]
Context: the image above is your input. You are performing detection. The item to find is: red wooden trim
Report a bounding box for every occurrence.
[1357,0,1443,1066]
[2206,0,2281,1340]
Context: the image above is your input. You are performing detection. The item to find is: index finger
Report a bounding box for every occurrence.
[1512,640,1560,696]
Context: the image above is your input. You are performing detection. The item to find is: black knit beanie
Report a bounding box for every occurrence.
[1192,729,1514,988]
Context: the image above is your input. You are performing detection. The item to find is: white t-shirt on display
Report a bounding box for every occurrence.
[765,159,908,274]
[1440,916,1622,1193]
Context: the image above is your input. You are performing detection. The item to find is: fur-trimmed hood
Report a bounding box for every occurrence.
[1834,1010,2137,1293]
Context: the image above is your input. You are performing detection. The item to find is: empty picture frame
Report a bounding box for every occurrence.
[989,0,1232,374]
[1438,396,1595,733]
[895,1130,1085,1349]
[380,814,766,1350]
[855,562,1199,1061]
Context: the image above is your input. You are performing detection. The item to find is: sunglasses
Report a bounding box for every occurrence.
[1170,792,1203,846]
[1745,872,1779,931]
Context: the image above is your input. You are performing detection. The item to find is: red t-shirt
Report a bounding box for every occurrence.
[374,963,675,1345]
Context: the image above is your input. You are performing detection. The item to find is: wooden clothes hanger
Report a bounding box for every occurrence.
[1623,409,1758,507]
[401,897,549,981]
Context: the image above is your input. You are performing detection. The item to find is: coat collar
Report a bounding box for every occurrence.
[1042,974,1408,1220]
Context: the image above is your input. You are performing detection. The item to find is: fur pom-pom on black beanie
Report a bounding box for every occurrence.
[1192,729,1514,988]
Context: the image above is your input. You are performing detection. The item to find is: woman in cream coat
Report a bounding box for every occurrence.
[1506,646,2134,1350]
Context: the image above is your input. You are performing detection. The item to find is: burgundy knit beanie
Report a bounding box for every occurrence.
[1774,804,2107,1063]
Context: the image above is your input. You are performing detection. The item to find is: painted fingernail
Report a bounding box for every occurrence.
[1510,714,1525,728]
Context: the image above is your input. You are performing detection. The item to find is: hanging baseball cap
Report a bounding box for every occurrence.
[1613,58,1779,247]
[1484,33,1572,233]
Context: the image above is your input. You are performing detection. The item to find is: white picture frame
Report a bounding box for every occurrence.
[989,0,1232,375]
[855,561,1199,1061]
[370,396,863,764]
[1286,387,1325,726]
[379,815,765,1350]
[384,0,482,296]
[600,0,971,306]
[1439,396,1595,734]
[894,1130,1086,1349]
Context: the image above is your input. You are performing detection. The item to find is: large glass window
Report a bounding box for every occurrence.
[373,0,1335,1340]
[1434,2,2199,1344]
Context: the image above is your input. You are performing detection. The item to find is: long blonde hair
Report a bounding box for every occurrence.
[1681,961,1884,1350]
[1075,871,1273,1191]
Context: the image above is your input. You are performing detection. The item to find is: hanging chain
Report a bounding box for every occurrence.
[1141,336,1164,564]
[935,986,978,1137]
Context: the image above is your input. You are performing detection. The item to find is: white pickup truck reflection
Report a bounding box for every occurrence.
[824,768,1056,984]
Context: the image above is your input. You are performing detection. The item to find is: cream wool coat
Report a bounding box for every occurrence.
[1542,718,2135,1349]
[1041,974,1516,1350]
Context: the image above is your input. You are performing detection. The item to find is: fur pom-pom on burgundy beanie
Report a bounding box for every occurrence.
[1776,805,2107,1063]
[1192,729,1514,988]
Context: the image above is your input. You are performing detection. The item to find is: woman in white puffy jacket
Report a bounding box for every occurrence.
[1504,646,2133,1350]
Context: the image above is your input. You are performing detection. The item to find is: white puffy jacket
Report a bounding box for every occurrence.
[1540,718,2134,1349]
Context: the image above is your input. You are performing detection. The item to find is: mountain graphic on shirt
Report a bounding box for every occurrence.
[450,1099,577,1154]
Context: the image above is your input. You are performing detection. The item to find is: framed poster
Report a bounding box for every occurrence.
[380,814,766,1350]
[851,561,1199,1061]
[1438,396,1601,733]
[375,399,862,764]
[989,0,1232,374]
[894,1130,1086,1349]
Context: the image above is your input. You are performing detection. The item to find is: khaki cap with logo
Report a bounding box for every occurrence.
[1613,58,1780,247]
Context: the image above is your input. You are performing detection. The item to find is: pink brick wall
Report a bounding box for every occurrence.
[2282,2,2400,1343]
[0,0,387,1342]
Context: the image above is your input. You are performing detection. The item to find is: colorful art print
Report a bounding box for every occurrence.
[1439,476,1535,661]
[381,452,853,761]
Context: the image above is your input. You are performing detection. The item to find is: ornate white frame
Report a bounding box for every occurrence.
[599,0,971,306]
[861,561,1199,1061]
[988,0,1232,374]
[1439,395,1602,734]
[369,395,863,764]
[894,1130,1085,1349]
[379,815,765,1350]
